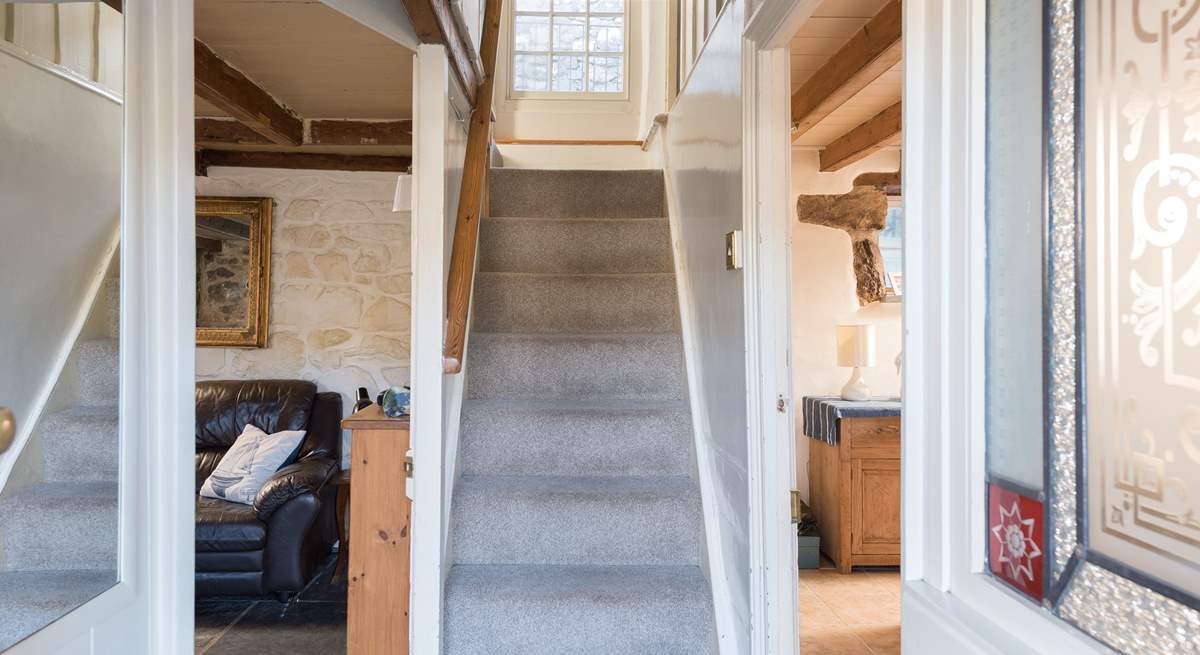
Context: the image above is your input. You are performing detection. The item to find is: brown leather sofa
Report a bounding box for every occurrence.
[195,380,342,600]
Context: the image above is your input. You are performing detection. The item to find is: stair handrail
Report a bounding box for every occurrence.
[443,0,503,374]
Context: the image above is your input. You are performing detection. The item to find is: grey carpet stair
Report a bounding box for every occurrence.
[75,338,118,407]
[444,168,715,653]
[479,217,673,274]
[38,406,119,482]
[0,275,120,647]
[0,569,116,651]
[466,333,685,401]
[445,564,715,655]
[0,482,118,571]
[451,475,702,566]
[460,400,692,477]
[488,169,665,219]
[473,272,679,333]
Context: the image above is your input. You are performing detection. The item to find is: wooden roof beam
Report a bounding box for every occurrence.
[196,150,412,176]
[791,0,901,140]
[819,102,901,172]
[400,0,483,107]
[194,39,304,146]
[196,118,414,148]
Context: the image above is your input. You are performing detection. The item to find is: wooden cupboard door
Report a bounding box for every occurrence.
[851,458,901,555]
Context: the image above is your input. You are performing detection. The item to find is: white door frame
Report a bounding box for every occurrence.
[744,0,1103,652]
[740,1,822,653]
[9,1,197,653]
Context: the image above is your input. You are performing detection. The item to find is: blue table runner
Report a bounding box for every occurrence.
[802,396,901,446]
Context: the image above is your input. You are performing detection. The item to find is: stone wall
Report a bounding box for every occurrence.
[196,168,411,464]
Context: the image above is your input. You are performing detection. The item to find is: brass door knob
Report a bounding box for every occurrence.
[0,407,14,454]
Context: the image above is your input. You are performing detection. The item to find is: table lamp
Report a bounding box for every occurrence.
[837,324,876,401]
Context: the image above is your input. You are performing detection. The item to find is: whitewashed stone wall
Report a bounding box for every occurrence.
[196,168,411,461]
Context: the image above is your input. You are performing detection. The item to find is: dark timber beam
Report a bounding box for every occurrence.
[196,118,414,148]
[100,0,121,12]
[791,0,901,140]
[819,102,901,172]
[400,0,483,106]
[194,40,304,146]
[196,150,412,176]
[308,119,413,146]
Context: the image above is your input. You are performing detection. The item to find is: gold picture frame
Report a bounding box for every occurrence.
[195,197,272,348]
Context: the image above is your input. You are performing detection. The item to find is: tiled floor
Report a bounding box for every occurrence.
[194,556,346,654]
[799,560,901,655]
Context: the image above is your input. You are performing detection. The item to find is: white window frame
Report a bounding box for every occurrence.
[506,0,630,101]
[901,0,1106,651]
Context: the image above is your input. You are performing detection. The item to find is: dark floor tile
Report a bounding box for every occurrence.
[203,601,346,654]
[297,556,347,603]
[194,600,254,652]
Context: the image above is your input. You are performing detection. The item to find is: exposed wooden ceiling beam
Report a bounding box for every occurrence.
[791,0,901,140]
[400,0,483,107]
[194,40,304,146]
[196,149,412,176]
[819,102,901,172]
[196,119,273,146]
[196,118,414,148]
[308,119,413,146]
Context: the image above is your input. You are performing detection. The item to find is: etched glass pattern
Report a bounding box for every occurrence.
[1083,0,1200,596]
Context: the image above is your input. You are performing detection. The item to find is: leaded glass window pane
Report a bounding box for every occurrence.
[513,54,549,91]
[587,55,621,92]
[551,55,585,91]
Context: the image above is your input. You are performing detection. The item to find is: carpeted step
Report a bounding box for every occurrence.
[103,276,120,339]
[37,406,119,482]
[0,569,117,651]
[466,333,685,401]
[0,482,118,572]
[479,217,673,274]
[488,169,665,219]
[451,475,702,566]
[444,564,717,655]
[460,400,692,477]
[74,339,118,407]
[472,273,679,334]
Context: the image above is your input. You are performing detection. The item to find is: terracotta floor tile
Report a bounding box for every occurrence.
[799,624,874,655]
[854,623,901,655]
[823,593,901,626]
[799,597,844,628]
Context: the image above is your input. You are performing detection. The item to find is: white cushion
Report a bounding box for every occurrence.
[200,424,307,506]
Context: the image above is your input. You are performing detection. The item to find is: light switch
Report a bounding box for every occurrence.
[725,230,742,270]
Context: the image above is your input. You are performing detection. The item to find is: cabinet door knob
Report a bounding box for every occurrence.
[0,407,14,454]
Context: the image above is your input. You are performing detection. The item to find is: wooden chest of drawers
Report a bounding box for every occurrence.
[809,415,901,573]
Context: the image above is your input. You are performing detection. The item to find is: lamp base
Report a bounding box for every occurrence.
[840,367,871,401]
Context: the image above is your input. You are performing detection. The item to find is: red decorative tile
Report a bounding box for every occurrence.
[988,483,1045,601]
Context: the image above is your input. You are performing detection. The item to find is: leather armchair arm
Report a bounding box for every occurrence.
[254,457,338,520]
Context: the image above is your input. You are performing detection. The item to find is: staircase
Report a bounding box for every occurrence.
[443,169,717,654]
[0,278,119,651]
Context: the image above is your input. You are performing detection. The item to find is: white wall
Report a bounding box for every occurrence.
[492,0,667,142]
[195,168,412,466]
[790,147,901,500]
[662,0,749,647]
[0,46,121,491]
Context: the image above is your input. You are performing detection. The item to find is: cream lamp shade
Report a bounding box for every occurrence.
[836,324,876,401]
[836,324,877,368]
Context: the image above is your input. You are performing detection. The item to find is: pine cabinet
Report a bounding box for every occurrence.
[809,414,901,573]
